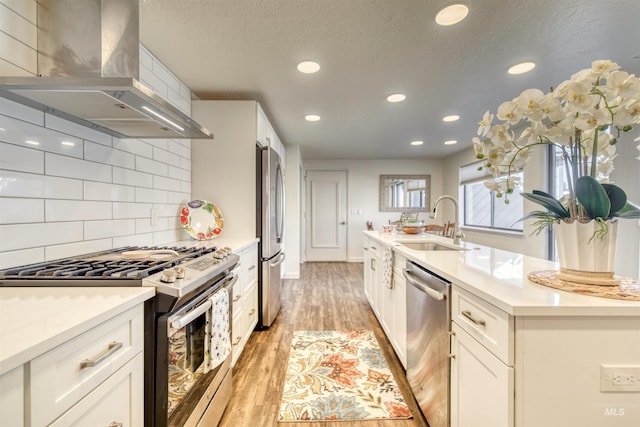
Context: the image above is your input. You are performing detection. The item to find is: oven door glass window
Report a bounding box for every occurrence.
[167,310,207,416]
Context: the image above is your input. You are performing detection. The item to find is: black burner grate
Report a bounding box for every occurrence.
[0,246,217,282]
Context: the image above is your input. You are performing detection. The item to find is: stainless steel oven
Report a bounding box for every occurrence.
[155,272,236,427]
[0,244,239,427]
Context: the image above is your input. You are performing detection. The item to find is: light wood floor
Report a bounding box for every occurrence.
[219,262,428,427]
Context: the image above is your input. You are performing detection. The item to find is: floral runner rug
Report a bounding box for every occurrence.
[278,330,412,422]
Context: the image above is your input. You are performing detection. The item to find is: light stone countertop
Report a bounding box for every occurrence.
[364,230,640,316]
[0,287,154,375]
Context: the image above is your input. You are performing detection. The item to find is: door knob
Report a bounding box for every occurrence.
[340,221,346,225]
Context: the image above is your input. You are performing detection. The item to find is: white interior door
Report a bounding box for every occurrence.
[305,170,347,261]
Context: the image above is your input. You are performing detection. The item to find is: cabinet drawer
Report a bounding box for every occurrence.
[242,243,258,290]
[368,240,384,259]
[49,352,143,427]
[0,366,23,427]
[231,284,243,316]
[452,287,513,365]
[245,281,258,332]
[30,305,143,427]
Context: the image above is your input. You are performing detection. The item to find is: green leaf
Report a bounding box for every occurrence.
[521,192,569,218]
[576,176,611,219]
[601,183,627,215]
[615,201,640,218]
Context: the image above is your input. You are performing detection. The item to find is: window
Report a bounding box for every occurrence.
[460,161,524,232]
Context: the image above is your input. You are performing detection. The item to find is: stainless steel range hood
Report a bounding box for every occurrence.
[0,0,213,139]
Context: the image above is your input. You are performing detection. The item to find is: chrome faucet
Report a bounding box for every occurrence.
[429,195,465,245]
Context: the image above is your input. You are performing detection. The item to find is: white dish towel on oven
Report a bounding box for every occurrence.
[204,287,231,372]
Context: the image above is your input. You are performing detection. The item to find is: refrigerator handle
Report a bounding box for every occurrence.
[270,252,286,267]
[275,161,285,243]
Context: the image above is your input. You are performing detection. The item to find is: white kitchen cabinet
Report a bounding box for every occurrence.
[450,286,514,427]
[193,100,286,242]
[0,366,23,427]
[231,241,259,366]
[450,322,514,427]
[30,304,144,427]
[362,237,407,366]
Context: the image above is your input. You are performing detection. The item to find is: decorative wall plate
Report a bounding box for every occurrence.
[180,200,224,240]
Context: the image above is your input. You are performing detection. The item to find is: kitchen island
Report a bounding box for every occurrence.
[364,230,640,427]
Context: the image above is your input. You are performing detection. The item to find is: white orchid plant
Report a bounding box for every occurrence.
[473,60,640,236]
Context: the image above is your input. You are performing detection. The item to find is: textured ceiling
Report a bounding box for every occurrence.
[139,0,640,159]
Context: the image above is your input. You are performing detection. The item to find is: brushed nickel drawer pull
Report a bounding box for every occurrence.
[80,341,123,369]
[233,337,242,345]
[461,310,486,326]
[248,309,256,316]
[248,265,256,271]
[108,422,123,427]
[233,294,242,302]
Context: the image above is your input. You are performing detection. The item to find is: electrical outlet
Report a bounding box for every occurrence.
[601,365,640,392]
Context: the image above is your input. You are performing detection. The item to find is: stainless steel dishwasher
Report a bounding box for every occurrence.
[404,260,451,427]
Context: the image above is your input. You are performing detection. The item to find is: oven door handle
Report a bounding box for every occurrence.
[171,299,212,330]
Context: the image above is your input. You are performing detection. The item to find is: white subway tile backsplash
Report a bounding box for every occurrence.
[168,140,191,159]
[0,141,43,173]
[136,156,168,176]
[136,187,169,204]
[0,247,43,269]
[114,233,154,248]
[85,141,135,169]
[147,139,169,151]
[1,0,37,24]
[84,219,136,240]
[0,197,43,223]
[113,202,153,219]
[153,175,181,192]
[0,116,83,158]
[153,146,176,165]
[44,114,113,147]
[154,229,188,246]
[0,41,194,261]
[167,191,191,205]
[113,138,154,158]
[139,45,153,70]
[84,181,136,202]
[0,29,36,73]
[0,98,42,125]
[0,170,83,199]
[45,200,111,222]
[45,152,112,182]
[152,59,180,93]
[135,216,172,234]
[169,165,190,182]
[0,3,37,49]
[0,222,83,252]
[113,167,153,188]
[45,239,113,261]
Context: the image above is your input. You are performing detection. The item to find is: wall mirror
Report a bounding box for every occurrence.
[379,175,430,212]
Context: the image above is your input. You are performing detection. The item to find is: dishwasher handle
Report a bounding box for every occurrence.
[403,269,446,301]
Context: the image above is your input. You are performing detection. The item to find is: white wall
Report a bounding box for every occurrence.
[284,144,301,279]
[303,158,444,262]
[0,2,195,268]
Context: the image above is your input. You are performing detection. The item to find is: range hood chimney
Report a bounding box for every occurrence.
[0,0,213,139]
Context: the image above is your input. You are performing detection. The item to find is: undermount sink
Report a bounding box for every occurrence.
[397,241,467,251]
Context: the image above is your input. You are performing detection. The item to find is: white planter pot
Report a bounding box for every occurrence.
[554,220,619,285]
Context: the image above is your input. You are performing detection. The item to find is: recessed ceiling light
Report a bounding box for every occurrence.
[508,61,536,75]
[61,141,75,146]
[25,140,40,146]
[410,140,424,146]
[297,61,320,74]
[444,140,458,145]
[442,114,460,122]
[435,4,469,26]
[634,136,640,142]
[387,93,406,103]
[305,114,321,122]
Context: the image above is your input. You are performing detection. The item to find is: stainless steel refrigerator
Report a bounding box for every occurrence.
[256,144,285,328]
